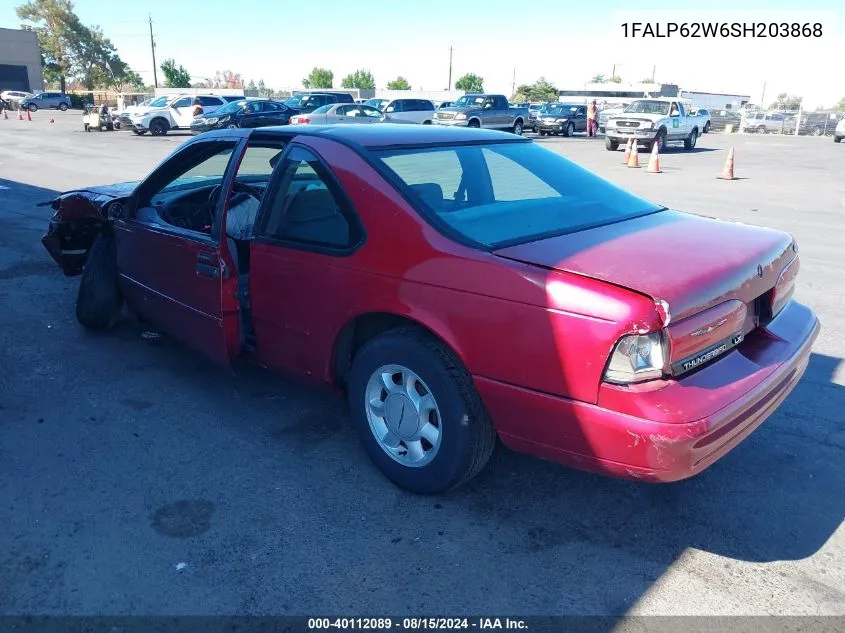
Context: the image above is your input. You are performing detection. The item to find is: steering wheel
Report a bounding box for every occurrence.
[207,181,262,211]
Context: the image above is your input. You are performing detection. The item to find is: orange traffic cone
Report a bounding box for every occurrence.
[49,118,55,124]
[3,110,7,120]
[646,142,662,173]
[627,140,640,168]
[717,146,737,180]
[622,138,632,164]
[17,109,23,120]
[26,110,32,122]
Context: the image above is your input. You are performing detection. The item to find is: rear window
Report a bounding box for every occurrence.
[374,142,662,248]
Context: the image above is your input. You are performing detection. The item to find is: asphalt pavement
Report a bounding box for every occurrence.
[1,111,843,617]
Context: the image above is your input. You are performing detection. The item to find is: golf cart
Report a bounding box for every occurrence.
[83,104,115,131]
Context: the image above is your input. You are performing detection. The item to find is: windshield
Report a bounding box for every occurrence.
[624,100,670,115]
[284,94,316,108]
[365,98,389,110]
[374,142,662,248]
[454,95,486,107]
[542,104,578,116]
[146,96,169,108]
[214,100,246,115]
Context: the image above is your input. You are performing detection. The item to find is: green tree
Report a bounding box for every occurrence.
[16,0,137,92]
[590,73,606,83]
[386,76,411,90]
[257,78,267,97]
[455,73,483,92]
[247,79,256,92]
[303,67,333,89]
[608,75,622,83]
[160,58,192,88]
[341,69,375,90]
[835,96,845,112]
[770,93,803,111]
[511,77,558,103]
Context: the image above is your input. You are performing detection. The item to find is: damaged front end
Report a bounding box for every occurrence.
[40,184,135,276]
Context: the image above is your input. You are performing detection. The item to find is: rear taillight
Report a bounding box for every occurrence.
[292,117,310,125]
[771,254,799,317]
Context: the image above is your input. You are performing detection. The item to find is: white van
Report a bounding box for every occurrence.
[381,98,436,124]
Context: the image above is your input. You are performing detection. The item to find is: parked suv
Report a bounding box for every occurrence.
[798,112,843,137]
[283,92,355,114]
[382,98,436,124]
[125,94,236,136]
[20,92,72,112]
[741,111,794,134]
[1,90,32,109]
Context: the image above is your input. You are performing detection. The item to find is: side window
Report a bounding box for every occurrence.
[225,144,285,240]
[136,141,238,234]
[199,96,222,107]
[422,100,435,111]
[173,97,193,108]
[335,105,351,116]
[259,147,359,249]
[362,106,382,118]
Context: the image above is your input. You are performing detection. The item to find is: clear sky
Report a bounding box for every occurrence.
[2,0,843,107]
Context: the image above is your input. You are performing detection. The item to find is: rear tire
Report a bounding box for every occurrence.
[347,328,496,494]
[703,121,711,133]
[76,231,123,331]
[605,137,619,151]
[834,136,842,143]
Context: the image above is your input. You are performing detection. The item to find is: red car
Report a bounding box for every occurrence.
[41,125,820,494]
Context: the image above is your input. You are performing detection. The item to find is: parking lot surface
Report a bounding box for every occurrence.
[1,111,844,616]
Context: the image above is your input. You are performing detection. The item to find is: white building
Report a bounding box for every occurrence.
[678,90,750,111]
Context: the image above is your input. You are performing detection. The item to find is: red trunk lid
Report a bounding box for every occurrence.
[493,210,797,373]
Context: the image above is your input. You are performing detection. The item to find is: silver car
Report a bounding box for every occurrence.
[289,103,389,125]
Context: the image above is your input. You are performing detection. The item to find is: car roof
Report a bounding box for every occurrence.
[248,123,529,149]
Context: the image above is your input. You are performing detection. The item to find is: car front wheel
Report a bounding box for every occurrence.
[59,103,68,111]
[149,119,169,136]
[605,137,619,151]
[512,120,523,135]
[76,231,123,330]
[347,328,496,494]
[28,103,37,112]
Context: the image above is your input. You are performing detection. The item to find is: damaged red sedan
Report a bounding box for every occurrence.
[41,125,820,494]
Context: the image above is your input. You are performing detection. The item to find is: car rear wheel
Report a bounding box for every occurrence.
[59,103,68,111]
[347,328,496,494]
[76,231,123,331]
[149,119,169,136]
[703,121,711,133]
[605,137,619,151]
[756,125,766,134]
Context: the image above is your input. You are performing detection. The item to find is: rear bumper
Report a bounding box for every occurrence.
[476,300,819,482]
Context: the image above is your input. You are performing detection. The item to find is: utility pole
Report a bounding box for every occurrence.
[651,65,656,82]
[447,46,453,91]
[760,81,766,108]
[612,64,616,79]
[149,15,158,88]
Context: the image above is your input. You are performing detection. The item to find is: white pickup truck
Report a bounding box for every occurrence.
[604,98,702,152]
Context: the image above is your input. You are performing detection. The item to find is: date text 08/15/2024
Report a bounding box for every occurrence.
[307,618,528,630]
[620,22,823,38]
